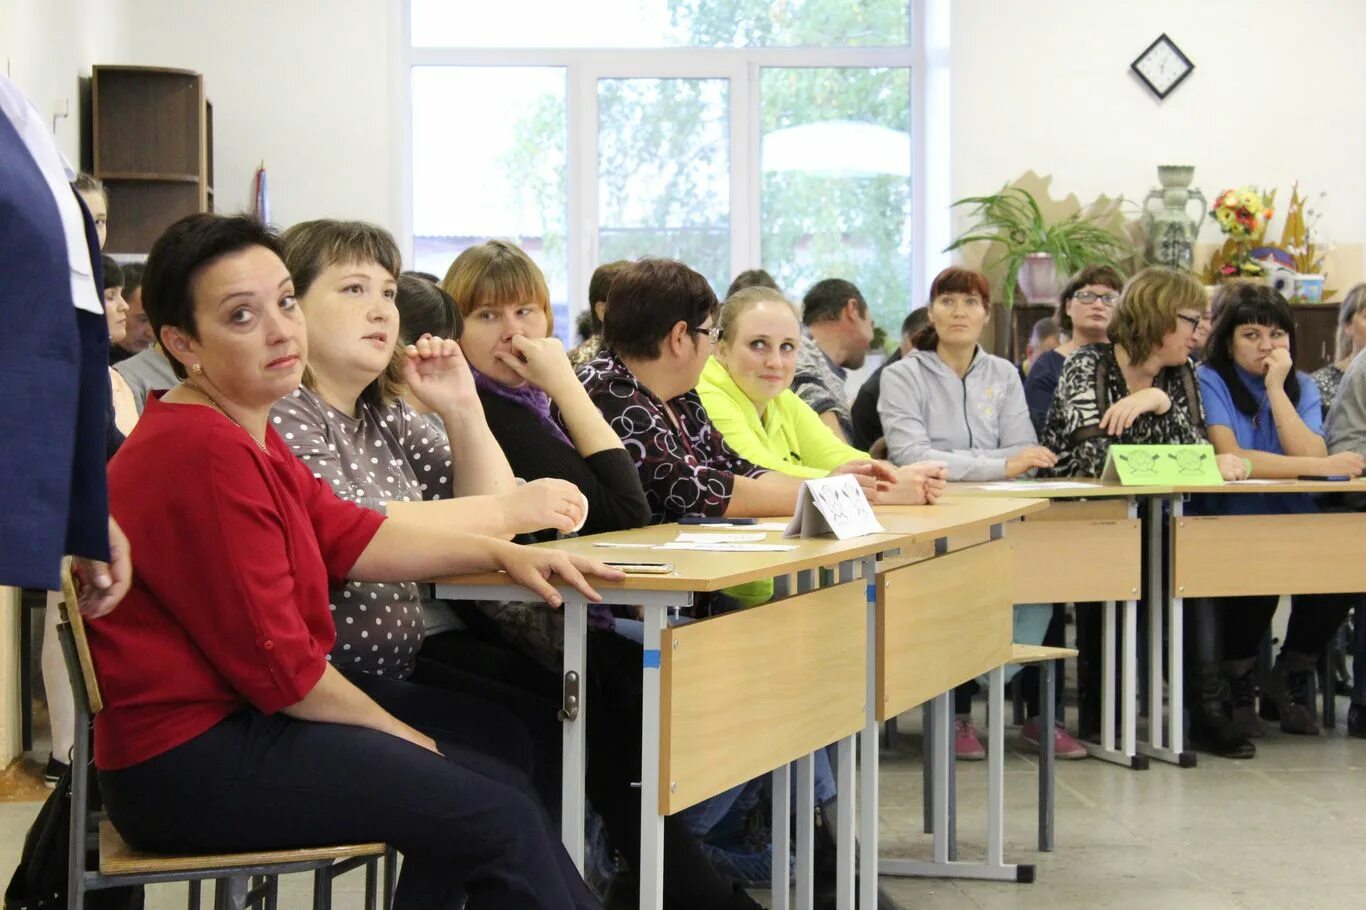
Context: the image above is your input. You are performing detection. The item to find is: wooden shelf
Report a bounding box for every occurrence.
[92,65,213,254]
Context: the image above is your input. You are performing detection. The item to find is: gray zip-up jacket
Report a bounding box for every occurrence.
[1326,349,1366,510]
[877,346,1038,481]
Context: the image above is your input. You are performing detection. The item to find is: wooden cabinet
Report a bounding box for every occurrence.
[92,66,214,254]
[1007,303,1056,364]
[1290,303,1340,373]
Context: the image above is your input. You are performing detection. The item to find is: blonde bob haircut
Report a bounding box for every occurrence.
[440,240,553,334]
[716,285,800,346]
[1108,266,1206,365]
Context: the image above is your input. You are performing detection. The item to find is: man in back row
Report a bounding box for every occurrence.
[794,278,875,443]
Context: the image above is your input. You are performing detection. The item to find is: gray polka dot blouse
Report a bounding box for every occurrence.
[270,387,455,678]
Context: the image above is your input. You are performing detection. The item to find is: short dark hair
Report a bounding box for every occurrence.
[802,278,866,326]
[726,268,779,300]
[603,258,717,359]
[402,270,439,283]
[900,307,929,339]
[1057,264,1126,333]
[1029,316,1061,347]
[281,219,402,299]
[912,267,991,351]
[396,274,461,345]
[100,255,124,292]
[575,309,594,344]
[588,260,631,334]
[120,261,145,297]
[142,214,285,380]
[1204,282,1300,415]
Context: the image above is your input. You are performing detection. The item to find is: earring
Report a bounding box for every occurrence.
[190,363,203,376]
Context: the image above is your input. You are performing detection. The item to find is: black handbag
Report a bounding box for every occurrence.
[3,764,143,910]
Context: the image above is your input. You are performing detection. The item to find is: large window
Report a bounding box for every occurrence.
[401,1,918,344]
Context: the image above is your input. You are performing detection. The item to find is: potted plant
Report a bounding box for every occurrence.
[945,186,1133,307]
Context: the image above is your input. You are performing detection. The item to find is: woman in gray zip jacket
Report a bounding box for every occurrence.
[877,267,1086,762]
[879,269,1056,481]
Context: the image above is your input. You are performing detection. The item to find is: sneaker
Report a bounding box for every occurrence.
[954,717,985,761]
[700,839,781,889]
[1021,718,1089,760]
[43,755,68,789]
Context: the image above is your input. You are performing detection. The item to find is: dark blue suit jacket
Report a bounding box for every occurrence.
[0,108,112,589]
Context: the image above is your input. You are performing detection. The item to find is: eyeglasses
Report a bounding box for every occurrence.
[1073,291,1119,305]
[690,325,722,344]
[1175,314,1202,330]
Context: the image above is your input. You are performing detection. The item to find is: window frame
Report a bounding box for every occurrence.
[392,0,944,327]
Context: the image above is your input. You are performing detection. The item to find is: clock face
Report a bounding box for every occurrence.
[1132,33,1194,99]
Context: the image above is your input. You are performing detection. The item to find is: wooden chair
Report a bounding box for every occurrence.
[1006,643,1079,853]
[56,560,396,910]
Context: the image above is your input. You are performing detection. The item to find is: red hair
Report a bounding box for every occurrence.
[913,267,991,350]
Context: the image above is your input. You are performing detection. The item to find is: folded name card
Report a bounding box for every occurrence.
[1101,443,1223,485]
[783,474,886,540]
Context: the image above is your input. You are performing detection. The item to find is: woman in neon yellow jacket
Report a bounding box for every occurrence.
[698,286,947,496]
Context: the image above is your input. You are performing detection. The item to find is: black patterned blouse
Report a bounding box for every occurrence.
[578,349,767,523]
[1312,364,1345,420]
[1040,343,1205,478]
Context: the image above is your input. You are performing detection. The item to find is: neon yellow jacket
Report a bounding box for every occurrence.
[697,356,869,479]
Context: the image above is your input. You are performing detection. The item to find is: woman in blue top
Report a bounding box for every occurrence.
[1194,283,1364,756]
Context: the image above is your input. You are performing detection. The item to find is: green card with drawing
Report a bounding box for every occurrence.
[1101,444,1223,485]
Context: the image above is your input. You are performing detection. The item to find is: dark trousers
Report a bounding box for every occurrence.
[1218,593,1355,660]
[420,626,750,909]
[100,677,600,910]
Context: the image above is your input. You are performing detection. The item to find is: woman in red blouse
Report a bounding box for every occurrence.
[91,213,619,910]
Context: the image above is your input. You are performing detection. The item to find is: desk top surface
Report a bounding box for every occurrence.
[431,497,1046,593]
[945,478,1366,498]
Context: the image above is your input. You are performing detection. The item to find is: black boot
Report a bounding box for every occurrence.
[1222,657,1264,738]
[1348,703,1366,739]
[1261,651,1320,735]
[812,799,906,910]
[1188,662,1255,759]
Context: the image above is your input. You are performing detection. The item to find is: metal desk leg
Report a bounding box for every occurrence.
[1140,495,1196,767]
[921,702,933,834]
[859,555,880,910]
[561,599,587,871]
[638,602,668,910]
[834,559,856,910]
[773,764,791,910]
[1039,660,1055,852]
[933,691,951,865]
[946,693,957,862]
[986,665,1005,867]
[795,754,815,910]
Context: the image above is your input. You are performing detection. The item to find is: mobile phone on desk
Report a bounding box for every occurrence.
[605,562,675,574]
[1297,475,1354,482]
[678,516,757,525]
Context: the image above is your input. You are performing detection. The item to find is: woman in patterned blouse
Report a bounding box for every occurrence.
[1041,266,1245,481]
[1312,283,1366,419]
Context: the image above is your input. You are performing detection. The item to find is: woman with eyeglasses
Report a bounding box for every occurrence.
[1025,266,1125,435]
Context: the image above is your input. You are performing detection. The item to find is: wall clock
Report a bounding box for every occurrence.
[1131,33,1194,100]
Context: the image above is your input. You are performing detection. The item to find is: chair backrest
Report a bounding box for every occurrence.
[59,558,105,714]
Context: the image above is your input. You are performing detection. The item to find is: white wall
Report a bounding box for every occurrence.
[89,0,394,232]
[949,0,1366,272]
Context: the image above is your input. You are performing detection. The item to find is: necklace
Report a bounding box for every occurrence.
[182,381,269,454]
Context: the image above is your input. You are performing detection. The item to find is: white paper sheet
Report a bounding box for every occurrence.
[655,542,798,552]
[969,481,1102,491]
[674,532,767,543]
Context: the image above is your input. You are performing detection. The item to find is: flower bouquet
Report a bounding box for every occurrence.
[1205,186,1275,281]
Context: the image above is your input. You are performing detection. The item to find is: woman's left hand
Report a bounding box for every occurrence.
[402,335,480,416]
[894,461,949,503]
[1215,453,1247,481]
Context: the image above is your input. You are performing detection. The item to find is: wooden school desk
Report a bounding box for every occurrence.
[433,498,1043,909]
[1144,479,1366,765]
[937,482,1154,768]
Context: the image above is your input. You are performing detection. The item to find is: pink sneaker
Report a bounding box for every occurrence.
[1021,718,1089,760]
[954,717,986,760]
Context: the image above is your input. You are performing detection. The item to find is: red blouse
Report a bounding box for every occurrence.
[90,395,385,770]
